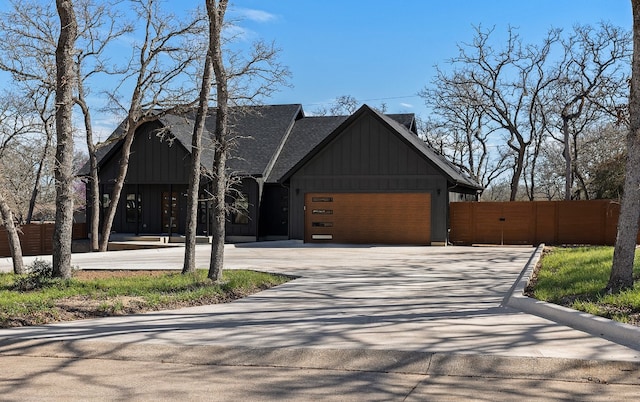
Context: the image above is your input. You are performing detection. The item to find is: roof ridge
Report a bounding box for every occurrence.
[261,105,304,180]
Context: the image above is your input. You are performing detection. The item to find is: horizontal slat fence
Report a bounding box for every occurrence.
[0,223,87,257]
[449,200,638,246]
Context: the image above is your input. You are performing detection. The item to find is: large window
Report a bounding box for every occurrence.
[126,193,142,223]
[198,201,208,224]
[101,193,111,211]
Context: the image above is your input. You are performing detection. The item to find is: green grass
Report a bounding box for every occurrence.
[0,269,291,327]
[532,246,640,324]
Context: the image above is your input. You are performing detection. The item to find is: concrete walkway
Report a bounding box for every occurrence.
[1,242,640,400]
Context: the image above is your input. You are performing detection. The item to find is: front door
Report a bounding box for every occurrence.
[162,192,178,234]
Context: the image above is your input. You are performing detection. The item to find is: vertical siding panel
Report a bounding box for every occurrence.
[375,126,391,175]
[353,122,362,175]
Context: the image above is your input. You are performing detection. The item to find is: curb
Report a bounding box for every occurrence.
[507,244,640,351]
[1,339,640,384]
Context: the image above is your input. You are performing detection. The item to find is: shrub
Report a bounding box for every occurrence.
[12,259,59,291]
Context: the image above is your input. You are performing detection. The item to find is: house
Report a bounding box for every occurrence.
[82,104,482,245]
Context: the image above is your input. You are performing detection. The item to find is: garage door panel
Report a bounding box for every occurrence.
[305,193,431,244]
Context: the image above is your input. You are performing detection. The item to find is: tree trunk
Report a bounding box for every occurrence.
[562,117,572,201]
[26,136,51,224]
[509,148,525,201]
[0,192,25,274]
[98,117,136,252]
[52,0,77,279]
[609,137,640,292]
[88,153,100,251]
[183,50,214,274]
[608,0,640,293]
[77,83,100,252]
[209,146,227,281]
[207,0,229,282]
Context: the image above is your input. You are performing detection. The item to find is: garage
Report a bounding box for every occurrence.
[304,193,431,244]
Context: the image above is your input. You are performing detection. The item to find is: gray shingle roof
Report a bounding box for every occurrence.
[202,104,303,176]
[80,104,303,178]
[267,115,348,182]
[279,104,483,190]
[81,103,480,191]
[374,108,483,190]
[158,104,303,177]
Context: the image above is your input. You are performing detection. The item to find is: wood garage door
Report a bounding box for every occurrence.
[304,193,431,244]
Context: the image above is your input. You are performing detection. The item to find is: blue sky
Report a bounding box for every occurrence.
[0,0,633,135]
[219,0,632,117]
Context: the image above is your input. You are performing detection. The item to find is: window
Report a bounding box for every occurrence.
[312,209,333,215]
[101,193,111,209]
[312,196,333,202]
[198,201,208,224]
[232,194,250,225]
[126,193,142,223]
[312,222,333,227]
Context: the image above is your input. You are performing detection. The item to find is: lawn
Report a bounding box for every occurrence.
[530,246,640,326]
[0,267,292,328]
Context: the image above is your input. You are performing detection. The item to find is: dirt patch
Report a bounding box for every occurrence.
[73,270,181,280]
[523,247,551,297]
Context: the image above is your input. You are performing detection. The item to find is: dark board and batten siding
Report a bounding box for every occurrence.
[97,123,260,238]
[288,113,449,243]
[98,123,192,185]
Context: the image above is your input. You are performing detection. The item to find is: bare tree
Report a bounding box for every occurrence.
[420,71,508,191]
[26,90,55,224]
[434,26,560,200]
[188,0,290,280]
[52,0,78,279]
[0,96,33,274]
[70,0,132,251]
[608,0,640,293]
[0,1,59,224]
[182,1,217,274]
[98,0,205,252]
[313,95,360,116]
[545,23,631,200]
[207,0,230,281]
[0,190,24,274]
[1,0,139,252]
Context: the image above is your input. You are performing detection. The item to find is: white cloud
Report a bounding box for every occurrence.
[235,8,278,23]
[400,102,414,109]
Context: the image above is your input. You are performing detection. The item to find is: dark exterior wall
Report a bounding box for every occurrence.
[259,184,289,238]
[226,178,259,238]
[288,113,450,243]
[96,122,193,235]
[98,122,192,185]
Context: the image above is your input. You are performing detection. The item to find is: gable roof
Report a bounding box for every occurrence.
[204,104,303,176]
[267,115,347,182]
[81,103,480,191]
[267,112,417,182]
[80,104,303,178]
[279,104,483,191]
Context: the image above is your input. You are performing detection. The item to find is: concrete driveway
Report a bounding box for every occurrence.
[0,242,638,361]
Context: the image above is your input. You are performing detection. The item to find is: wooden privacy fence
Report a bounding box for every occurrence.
[0,223,87,257]
[449,200,640,246]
